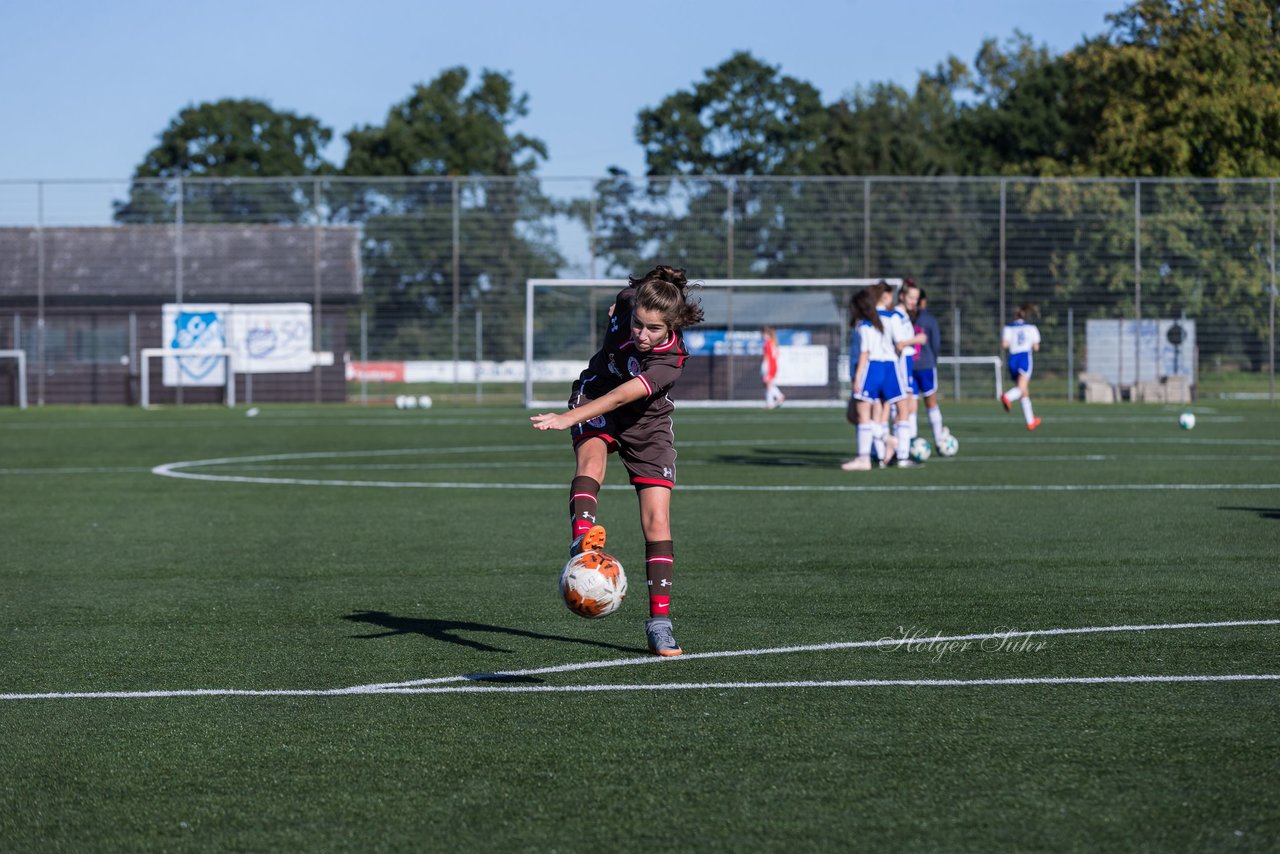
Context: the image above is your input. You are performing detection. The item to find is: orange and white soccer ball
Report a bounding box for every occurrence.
[560,551,628,619]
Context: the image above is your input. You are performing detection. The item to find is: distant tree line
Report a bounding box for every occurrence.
[113,0,1280,362]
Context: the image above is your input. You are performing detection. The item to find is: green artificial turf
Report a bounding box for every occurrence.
[1,400,1277,851]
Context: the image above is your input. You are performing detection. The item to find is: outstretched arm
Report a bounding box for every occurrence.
[531,376,649,431]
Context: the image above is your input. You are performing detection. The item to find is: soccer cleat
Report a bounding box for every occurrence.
[841,457,872,471]
[1000,393,1011,412]
[646,617,683,657]
[896,458,924,468]
[1027,417,1042,431]
[569,524,607,557]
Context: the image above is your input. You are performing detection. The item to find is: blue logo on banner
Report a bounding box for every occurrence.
[170,311,226,380]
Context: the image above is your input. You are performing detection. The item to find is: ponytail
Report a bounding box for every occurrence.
[632,265,704,329]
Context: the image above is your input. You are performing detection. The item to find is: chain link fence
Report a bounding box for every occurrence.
[0,176,1275,406]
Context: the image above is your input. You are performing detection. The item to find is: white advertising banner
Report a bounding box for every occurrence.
[162,303,315,385]
[230,303,315,374]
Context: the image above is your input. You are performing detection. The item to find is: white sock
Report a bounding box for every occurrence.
[895,421,912,459]
[1005,388,1023,403]
[872,422,887,460]
[857,424,874,458]
[1021,397,1036,424]
[928,406,945,439]
[908,412,919,440]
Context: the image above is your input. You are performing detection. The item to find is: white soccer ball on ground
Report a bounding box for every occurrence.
[1179,412,1196,430]
[909,436,932,462]
[560,551,628,619]
[936,431,959,457]
[418,395,433,409]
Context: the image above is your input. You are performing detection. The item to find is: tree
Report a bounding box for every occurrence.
[336,68,560,361]
[635,51,828,177]
[591,53,832,280]
[952,33,1095,175]
[342,67,546,178]
[1070,0,1280,177]
[822,60,968,176]
[114,98,334,223]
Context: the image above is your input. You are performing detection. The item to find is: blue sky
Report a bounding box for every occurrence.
[1,0,1123,181]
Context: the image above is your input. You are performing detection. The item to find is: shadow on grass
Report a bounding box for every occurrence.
[711,448,849,468]
[1219,506,1280,521]
[342,609,643,656]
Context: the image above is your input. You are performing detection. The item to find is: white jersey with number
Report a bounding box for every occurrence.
[1002,320,1041,354]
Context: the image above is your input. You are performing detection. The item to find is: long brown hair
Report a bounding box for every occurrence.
[850,284,885,332]
[631,265,704,329]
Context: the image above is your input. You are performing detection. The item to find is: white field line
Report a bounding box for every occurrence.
[151,448,1280,492]
[4,618,1276,702]
[370,674,1280,694]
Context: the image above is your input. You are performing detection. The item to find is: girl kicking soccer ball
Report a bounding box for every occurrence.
[1001,302,1042,430]
[531,265,703,656]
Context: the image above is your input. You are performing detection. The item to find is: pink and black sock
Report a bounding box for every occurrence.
[645,539,675,617]
[569,476,600,541]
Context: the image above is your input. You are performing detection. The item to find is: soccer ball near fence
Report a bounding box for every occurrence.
[909,437,932,462]
[560,551,628,619]
[936,431,959,457]
[1179,412,1196,430]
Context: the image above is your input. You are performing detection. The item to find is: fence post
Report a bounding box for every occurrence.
[175,178,185,406]
[452,177,461,393]
[1270,180,1276,405]
[1134,180,1142,395]
[1068,307,1074,401]
[999,179,1006,333]
[313,178,323,404]
[863,179,871,278]
[953,305,961,401]
[36,181,45,406]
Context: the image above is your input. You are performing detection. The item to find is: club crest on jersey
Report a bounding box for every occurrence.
[586,414,606,428]
[627,355,641,376]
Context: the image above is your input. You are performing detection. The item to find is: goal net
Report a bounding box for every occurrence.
[524,278,902,409]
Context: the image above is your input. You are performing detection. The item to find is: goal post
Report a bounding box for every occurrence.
[0,349,28,409]
[937,356,1004,400]
[524,278,902,409]
[139,347,236,409]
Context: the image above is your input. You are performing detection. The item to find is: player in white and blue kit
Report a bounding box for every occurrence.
[842,283,915,471]
[906,284,951,445]
[887,280,926,451]
[1001,302,1042,431]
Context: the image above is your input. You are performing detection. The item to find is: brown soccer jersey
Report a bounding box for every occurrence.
[567,286,689,488]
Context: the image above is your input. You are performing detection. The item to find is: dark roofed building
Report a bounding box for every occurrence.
[0,225,362,405]
[0,224,361,303]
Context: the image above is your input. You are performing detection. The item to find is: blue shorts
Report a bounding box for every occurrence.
[854,360,906,404]
[898,355,916,395]
[1008,352,1033,379]
[913,367,937,396]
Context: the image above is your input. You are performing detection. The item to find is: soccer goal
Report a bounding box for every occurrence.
[0,349,28,409]
[524,278,901,409]
[139,348,236,409]
[937,355,1004,401]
